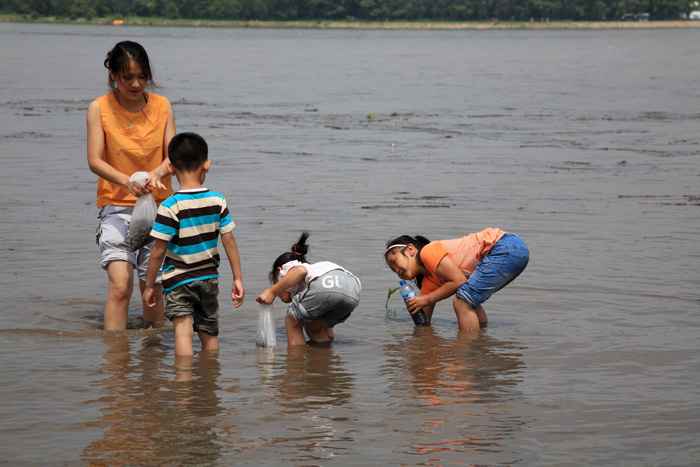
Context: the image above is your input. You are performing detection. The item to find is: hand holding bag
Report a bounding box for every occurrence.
[128,171,158,251]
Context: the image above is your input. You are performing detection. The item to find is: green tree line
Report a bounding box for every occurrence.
[0,0,693,21]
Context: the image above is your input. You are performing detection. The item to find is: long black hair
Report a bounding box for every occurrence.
[384,235,431,288]
[104,40,156,92]
[269,231,310,283]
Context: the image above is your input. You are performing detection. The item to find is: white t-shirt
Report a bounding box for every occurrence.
[279,260,360,295]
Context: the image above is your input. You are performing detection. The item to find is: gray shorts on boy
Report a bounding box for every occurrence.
[287,270,361,328]
[164,278,220,336]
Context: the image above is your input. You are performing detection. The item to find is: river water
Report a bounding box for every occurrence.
[1,22,699,465]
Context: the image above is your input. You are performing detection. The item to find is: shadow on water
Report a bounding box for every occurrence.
[381,326,529,459]
[81,335,227,465]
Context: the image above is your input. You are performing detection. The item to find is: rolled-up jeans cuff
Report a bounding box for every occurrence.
[455,285,481,310]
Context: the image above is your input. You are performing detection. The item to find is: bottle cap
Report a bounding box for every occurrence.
[399,280,406,285]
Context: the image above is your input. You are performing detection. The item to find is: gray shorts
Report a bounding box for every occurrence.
[287,270,361,328]
[97,205,161,283]
[164,278,220,336]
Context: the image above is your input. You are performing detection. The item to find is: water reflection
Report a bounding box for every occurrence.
[82,335,225,465]
[383,327,528,457]
[256,345,355,462]
[263,345,354,412]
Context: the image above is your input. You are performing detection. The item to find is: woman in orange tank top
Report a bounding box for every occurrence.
[87,41,176,331]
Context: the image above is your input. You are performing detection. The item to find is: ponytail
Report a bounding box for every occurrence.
[268,231,310,283]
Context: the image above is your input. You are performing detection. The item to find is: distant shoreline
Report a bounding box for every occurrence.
[2,15,700,30]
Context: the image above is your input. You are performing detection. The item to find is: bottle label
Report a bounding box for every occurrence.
[401,291,415,301]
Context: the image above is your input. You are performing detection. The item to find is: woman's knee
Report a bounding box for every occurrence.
[106,261,134,301]
[108,281,133,302]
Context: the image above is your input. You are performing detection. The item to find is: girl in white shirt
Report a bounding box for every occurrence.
[256,231,361,345]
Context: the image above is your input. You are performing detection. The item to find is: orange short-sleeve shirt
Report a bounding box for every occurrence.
[95,92,173,207]
[419,228,507,295]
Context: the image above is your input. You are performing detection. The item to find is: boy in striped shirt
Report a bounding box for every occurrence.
[143,132,244,356]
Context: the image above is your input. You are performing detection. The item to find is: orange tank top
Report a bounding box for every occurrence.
[95,92,173,207]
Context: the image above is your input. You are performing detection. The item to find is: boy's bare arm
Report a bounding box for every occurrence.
[143,238,168,307]
[221,231,244,307]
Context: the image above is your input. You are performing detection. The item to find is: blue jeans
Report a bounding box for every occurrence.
[455,233,529,309]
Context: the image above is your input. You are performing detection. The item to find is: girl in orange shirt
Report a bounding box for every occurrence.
[385,229,528,330]
[87,41,176,330]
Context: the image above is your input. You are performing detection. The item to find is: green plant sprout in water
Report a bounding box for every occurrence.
[385,287,399,317]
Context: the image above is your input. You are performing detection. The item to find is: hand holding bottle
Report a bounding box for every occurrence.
[399,280,429,326]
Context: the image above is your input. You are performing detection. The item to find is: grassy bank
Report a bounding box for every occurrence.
[2,14,700,29]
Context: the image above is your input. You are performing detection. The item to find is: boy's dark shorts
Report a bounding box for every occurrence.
[164,278,220,336]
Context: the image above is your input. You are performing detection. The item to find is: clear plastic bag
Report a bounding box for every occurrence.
[128,171,158,252]
[256,303,277,348]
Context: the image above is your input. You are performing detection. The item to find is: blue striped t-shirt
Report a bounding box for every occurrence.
[150,189,234,291]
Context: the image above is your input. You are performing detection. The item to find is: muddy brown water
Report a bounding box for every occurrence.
[1,23,699,465]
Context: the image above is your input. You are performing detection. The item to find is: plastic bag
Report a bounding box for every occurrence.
[256,303,277,347]
[128,171,158,252]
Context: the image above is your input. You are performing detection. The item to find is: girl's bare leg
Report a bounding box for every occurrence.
[104,261,134,331]
[172,315,194,356]
[285,315,307,346]
[453,296,481,330]
[475,305,488,326]
[304,321,332,344]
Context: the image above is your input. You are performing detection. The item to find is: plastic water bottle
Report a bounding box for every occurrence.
[399,280,429,326]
